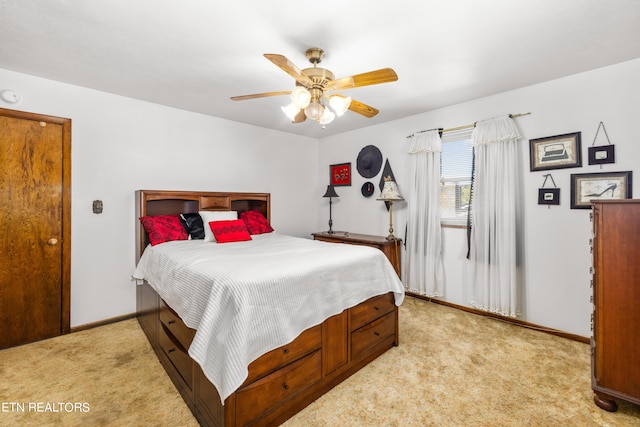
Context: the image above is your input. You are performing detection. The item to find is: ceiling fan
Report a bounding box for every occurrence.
[231,47,398,125]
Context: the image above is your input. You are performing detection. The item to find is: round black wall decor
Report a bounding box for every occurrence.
[361,182,375,197]
[356,145,383,178]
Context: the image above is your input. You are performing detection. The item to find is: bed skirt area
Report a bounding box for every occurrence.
[137,280,399,426]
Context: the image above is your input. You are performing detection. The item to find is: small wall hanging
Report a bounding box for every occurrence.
[361,181,375,197]
[588,121,615,166]
[329,162,351,187]
[538,174,560,207]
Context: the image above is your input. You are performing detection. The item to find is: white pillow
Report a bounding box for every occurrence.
[199,210,238,242]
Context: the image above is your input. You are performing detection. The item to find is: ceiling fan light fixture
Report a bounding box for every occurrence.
[304,102,324,121]
[291,86,311,109]
[329,95,351,116]
[319,108,335,125]
[281,103,301,121]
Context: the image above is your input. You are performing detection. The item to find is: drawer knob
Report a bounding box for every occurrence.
[283,348,289,354]
[168,320,176,325]
[282,383,289,390]
[373,306,379,311]
[374,331,380,336]
[167,348,176,353]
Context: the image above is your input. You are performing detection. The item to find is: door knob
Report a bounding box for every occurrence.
[47,238,59,246]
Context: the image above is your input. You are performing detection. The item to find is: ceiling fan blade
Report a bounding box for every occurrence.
[348,98,379,118]
[230,90,291,101]
[264,54,314,87]
[327,68,398,91]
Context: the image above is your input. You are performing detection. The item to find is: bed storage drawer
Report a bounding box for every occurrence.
[159,322,194,391]
[235,350,322,425]
[351,311,396,360]
[244,325,321,385]
[350,293,395,331]
[159,299,195,350]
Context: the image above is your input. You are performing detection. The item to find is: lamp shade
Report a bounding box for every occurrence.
[322,185,339,198]
[377,180,403,201]
[318,108,335,125]
[291,86,311,109]
[329,95,351,116]
[305,102,324,120]
[281,103,301,121]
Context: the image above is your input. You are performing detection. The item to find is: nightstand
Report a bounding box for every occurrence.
[312,231,401,277]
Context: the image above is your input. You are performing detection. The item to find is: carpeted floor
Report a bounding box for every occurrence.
[1,297,638,426]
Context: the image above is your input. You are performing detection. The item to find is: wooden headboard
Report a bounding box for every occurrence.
[135,190,271,262]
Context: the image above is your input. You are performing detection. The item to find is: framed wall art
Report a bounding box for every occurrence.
[588,145,615,165]
[529,132,582,171]
[330,162,351,187]
[538,173,560,206]
[588,121,615,166]
[570,171,632,209]
[538,188,560,206]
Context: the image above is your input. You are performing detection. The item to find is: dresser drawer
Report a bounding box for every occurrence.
[350,293,395,331]
[244,325,321,385]
[235,350,322,425]
[159,322,194,391]
[159,299,195,351]
[351,311,396,360]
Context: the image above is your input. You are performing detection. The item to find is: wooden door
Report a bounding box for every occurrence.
[0,108,71,349]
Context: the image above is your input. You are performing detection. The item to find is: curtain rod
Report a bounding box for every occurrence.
[406,112,531,139]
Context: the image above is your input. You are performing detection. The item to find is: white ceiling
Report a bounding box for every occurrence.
[1,1,639,139]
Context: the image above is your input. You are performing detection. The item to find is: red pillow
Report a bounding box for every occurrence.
[240,210,274,235]
[209,219,252,243]
[139,215,188,246]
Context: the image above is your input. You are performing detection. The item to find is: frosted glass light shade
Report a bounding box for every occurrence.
[281,103,301,121]
[291,86,311,109]
[304,102,324,120]
[318,108,335,125]
[329,96,351,116]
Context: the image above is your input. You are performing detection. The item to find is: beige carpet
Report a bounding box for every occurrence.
[1,297,638,426]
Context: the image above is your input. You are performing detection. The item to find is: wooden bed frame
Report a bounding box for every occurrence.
[135,190,399,426]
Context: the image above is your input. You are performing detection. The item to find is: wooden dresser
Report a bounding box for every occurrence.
[590,200,640,411]
[312,231,401,277]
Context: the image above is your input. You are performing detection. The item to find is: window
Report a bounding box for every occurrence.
[440,128,473,226]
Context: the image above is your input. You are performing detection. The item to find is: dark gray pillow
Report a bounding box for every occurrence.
[179,213,205,240]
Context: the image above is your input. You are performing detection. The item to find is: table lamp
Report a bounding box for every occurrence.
[377,176,403,240]
[322,185,339,234]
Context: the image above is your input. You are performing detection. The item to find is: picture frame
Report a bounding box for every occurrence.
[588,145,615,165]
[330,162,351,187]
[538,188,560,205]
[529,132,582,171]
[570,171,632,209]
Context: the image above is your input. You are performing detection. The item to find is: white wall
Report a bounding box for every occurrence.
[3,58,638,335]
[0,68,319,327]
[317,58,640,337]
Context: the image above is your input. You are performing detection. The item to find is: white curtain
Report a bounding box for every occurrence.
[404,130,444,297]
[469,116,522,317]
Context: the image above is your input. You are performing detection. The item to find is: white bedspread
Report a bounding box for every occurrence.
[133,233,404,402]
